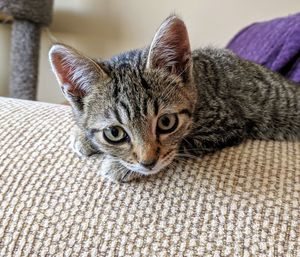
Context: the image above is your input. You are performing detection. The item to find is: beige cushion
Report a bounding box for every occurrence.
[0,97,299,256]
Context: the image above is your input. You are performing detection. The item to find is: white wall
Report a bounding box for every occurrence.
[0,25,11,97]
[0,0,299,103]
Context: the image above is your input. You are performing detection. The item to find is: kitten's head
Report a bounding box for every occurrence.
[49,15,197,176]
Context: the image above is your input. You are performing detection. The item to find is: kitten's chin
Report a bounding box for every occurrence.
[119,160,172,176]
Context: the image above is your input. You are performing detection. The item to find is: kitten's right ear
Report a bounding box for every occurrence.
[49,44,107,109]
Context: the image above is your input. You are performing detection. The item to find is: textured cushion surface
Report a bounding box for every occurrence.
[0,97,299,256]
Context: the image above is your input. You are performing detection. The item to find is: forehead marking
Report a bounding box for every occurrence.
[141,76,150,90]
[119,101,132,122]
[113,107,123,124]
[154,99,159,116]
[112,84,120,99]
[142,97,148,116]
[104,108,111,119]
[179,109,192,117]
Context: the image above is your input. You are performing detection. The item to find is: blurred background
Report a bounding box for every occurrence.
[0,0,299,104]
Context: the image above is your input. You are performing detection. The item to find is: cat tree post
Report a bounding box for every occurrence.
[10,20,41,99]
[0,0,53,100]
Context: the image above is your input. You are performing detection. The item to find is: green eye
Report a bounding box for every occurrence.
[157,114,179,134]
[103,126,128,143]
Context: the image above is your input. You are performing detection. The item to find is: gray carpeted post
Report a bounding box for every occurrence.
[10,20,41,100]
[0,0,53,100]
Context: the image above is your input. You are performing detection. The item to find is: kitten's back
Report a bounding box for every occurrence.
[192,47,300,143]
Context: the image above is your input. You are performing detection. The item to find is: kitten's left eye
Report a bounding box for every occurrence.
[103,126,128,144]
[157,114,179,134]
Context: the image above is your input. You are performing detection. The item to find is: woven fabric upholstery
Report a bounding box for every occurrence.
[0,97,299,256]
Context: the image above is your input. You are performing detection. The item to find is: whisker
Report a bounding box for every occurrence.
[121,169,131,181]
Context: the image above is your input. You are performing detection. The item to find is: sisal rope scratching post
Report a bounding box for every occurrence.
[0,0,53,100]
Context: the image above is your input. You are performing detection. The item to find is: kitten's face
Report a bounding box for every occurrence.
[83,66,197,175]
[49,15,196,177]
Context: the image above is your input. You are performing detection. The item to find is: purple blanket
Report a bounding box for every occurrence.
[227,13,300,83]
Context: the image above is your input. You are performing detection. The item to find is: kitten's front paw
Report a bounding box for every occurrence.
[70,127,99,158]
[99,157,140,183]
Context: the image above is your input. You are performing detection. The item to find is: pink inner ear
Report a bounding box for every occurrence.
[149,17,191,76]
[52,52,86,97]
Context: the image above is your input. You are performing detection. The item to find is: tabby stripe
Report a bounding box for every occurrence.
[142,97,148,116]
[154,99,159,116]
[120,101,131,121]
[201,61,209,82]
[141,76,150,90]
[285,87,293,128]
[179,109,192,117]
[201,60,218,100]
[162,149,172,159]
[112,84,120,99]
[156,147,161,156]
[209,61,220,90]
[272,86,280,122]
[104,109,111,119]
[293,87,298,114]
[89,128,100,136]
[133,102,141,120]
[284,84,291,111]
[113,108,123,124]
[260,76,272,108]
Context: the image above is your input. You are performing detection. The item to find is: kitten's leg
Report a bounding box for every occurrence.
[70,126,100,157]
[180,130,245,156]
[99,156,140,183]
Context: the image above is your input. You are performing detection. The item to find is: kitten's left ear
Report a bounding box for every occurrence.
[146,15,192,82]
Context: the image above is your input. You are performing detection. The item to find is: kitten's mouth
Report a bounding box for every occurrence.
[120,161,161,175]
[119,154,175,176]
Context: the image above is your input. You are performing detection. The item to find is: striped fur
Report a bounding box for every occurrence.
[49,15,300,182]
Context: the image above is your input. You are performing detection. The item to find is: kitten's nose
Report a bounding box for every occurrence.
[140,159,157,169]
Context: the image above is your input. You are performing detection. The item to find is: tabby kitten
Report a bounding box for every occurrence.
[49,15,300,182]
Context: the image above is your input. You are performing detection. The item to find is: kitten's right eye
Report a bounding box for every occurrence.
[157,113,179,134]
[103,126,128,144]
